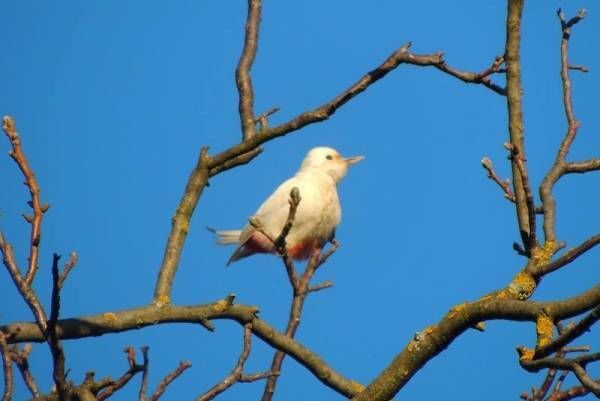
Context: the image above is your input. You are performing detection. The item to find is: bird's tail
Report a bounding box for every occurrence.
[207,228,242,245]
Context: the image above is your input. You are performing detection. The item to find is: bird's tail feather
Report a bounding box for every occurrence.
[207,228,242,245]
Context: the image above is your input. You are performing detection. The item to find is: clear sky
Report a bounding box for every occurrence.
[1,1,599,400]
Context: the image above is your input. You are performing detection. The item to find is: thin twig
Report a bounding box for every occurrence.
[8,344,39,398]
[2,116,46,286]
[0,233,48,333]
[521,353,600,397]
[149,360,191,401]
[540,9,586,244]
[510,145,537,252]
[261,243,337,401]
[481,156,516,202]
[57,252,79,289]
[196,324,257,401]
[138,346,149,401]
[0,332,13,401]
[97,347,147,401]
[434,54,506,95]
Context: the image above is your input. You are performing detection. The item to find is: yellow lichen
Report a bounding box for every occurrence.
[518,347,535,361]
[448,302,468,319]
[425,326,435,335]
[508,271,536,300]
[135,317,145,327]
[473,322,486,331]
[103,312,117,322]
[153,294,171,308]
[530,241,556,266]
[407,340,420,352]
[213,299,229,312]
[350,381,365,392]
[536,314,554,348]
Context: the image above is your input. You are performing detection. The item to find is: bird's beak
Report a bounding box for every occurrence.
[344,155,365,165]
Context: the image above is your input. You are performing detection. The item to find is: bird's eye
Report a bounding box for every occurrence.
[326,155,333,160]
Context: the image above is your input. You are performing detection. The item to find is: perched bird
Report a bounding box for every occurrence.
[214,146,364,265]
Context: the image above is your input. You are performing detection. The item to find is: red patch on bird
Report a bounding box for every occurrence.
[288,238,320,260]
[245,233,275,254]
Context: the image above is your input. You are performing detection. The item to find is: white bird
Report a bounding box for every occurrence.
[214,146,364,265]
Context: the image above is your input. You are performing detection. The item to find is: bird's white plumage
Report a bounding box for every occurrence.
[215,146,363,264]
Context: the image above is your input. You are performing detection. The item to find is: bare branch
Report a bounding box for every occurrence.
[503,0,534,252]
[540,9,586,244]
[0,233,48,333]
[236,0,261,140]
[149,360,191,401]
[481,156,516,202]
[261,236,338,400]
[520,353,600,397]
[57,252,79,289]
[97,347,147,401]
[138,346,149,401]
[208,147,263,177]
[9,344,40,398]
[48,254,69,400]
[196,324,255,401]
[532,234,600,276]
[434,54,507,95]
[2,116,47,286]
[153,147,210,305]
[534,306,600,359]
[0,332,13,401]
[564,158,600,174]
[254,107,280,131]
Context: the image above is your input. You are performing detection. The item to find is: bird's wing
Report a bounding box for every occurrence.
[238,176,299,244]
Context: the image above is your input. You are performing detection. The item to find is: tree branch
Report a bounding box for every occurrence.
[196,324,265,401]
[2,116,47,286]
[534,306,600,359]
[0,332,13,401]
[530,234,600,277]
[504,0,533,251]
[149,360,191,401]
[236,0,261,140]
[539,9,586,244]
[8,344,40,398]
[153,147,210,305]
[349,283,600,401]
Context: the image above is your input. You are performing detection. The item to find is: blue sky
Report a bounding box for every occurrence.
[1,1,599,400]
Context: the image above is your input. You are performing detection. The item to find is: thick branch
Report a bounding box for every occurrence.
[504,0,533,249]
[153,147,210,304]
[4,287,599,401]
[0,299,359,398]
[534,306,600,359]
[530,234,600,277]
[350,285,600,401]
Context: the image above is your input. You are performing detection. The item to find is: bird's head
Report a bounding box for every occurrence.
[299,146,364,182]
